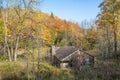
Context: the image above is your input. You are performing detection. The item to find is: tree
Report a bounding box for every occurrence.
[0,0,40,61]
[0,0,12,61]
[97,0,120,58]
[51,12,54,18]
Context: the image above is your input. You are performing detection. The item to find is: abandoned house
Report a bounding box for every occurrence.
[51,46,94,69]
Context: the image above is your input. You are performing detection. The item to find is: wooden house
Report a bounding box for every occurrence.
[51,46,94,69]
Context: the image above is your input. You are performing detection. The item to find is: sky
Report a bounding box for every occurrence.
[40,0,103,23]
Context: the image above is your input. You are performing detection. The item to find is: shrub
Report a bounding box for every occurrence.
[0,62,24,80]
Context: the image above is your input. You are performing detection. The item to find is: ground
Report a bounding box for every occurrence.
[0,48,120,80]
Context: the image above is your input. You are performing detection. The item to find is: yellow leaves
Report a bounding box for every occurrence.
[7,34,11,37]
[0,8,82,47]
[37,12,43,22]
[17,25,23,31]
[0,39,3,42]
[79,33,84,38]
[23,35,27,39]
[117,24,120,40]
[39,27,52,45]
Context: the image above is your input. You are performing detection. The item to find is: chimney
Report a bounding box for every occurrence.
[50,45,56,64]
[51,45,56,56]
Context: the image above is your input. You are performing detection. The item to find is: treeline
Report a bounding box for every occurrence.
[0,0,120,80]
[0,0,120,62]
[0,0,95,62]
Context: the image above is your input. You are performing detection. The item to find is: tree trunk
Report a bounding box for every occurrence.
[7,44,12,61]
[106,26,111,59]
[1,7,12,62]
[27,56,29,80]
[14,35,20,61]
[11,45,14,60]
[32,48,35,80]
[37,38,40,80]
[3,43,6,56]
[114,25,117,58]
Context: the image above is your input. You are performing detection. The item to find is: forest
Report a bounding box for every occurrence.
[0,0,120,80]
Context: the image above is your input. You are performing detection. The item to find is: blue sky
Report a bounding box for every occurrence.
[40,0,103,23]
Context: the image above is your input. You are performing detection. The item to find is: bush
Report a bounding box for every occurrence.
[0,62,24,80]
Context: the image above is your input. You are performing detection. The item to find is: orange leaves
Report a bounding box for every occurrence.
[48,15,80,34]
[0,9,82,46]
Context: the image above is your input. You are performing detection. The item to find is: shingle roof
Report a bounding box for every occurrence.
[55,46,78,61]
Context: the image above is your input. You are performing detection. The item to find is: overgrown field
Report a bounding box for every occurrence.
[0,55,120,80]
